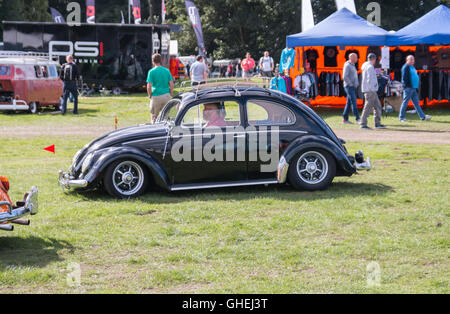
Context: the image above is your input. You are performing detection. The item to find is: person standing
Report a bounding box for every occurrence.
[360,53,386,130]
[60,55,80,115]
[259,51,274,79]
[241,53,255,81]
[342,53,360,124]
[235,59,242,78]
[190,55,208,86]
[399,55,431,122]
[147,53,174,123]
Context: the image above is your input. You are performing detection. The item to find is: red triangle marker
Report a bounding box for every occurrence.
[44,145,55,154]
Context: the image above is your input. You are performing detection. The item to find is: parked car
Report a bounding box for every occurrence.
[59,86,371,198]
[0,176,38,231]
[0,51,63,113]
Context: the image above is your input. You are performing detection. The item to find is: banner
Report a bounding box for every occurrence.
[86,0,95,24]
[50,7,66,23]
[184,0,206,56]
[162,0,166,24]
[131,0,142,24]
[335,0,356,14]
[301,0,314,31]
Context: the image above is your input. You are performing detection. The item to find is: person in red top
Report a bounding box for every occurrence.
[203,103,227,128]
[241,52,255,81]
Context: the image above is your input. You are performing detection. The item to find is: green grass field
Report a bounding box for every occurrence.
[0,95,448,293]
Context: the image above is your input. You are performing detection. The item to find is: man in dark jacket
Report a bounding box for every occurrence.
[399,55,431,122]
[60,55,80,115]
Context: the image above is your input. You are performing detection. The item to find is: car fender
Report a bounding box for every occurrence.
[84,146,170,190]
[281,135,356,175]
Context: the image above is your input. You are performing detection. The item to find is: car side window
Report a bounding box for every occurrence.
[181,101,241,128]
[247,99,296,126]
[48,65,58,78]
[41,66,49,78]
[34,66,43,78]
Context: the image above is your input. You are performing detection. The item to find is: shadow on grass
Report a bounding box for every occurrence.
[75,181,394,204]
[0,236,74,268]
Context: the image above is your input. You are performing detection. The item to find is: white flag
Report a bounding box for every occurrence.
[302,0,315,32]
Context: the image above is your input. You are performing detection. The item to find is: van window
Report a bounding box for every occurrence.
[48,65,58,78]
[34,66,43,78]
[0,66,11,76]
[41,66,49,78]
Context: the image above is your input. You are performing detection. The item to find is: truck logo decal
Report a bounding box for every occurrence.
[49,41,101,59]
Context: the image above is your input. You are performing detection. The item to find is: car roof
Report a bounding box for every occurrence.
[180,86,298,106]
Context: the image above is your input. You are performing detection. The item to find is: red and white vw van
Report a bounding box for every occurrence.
[0,52,63,113]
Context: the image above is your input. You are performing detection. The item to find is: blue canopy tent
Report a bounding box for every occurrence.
[286,8,389,47]
[386,5,450,46]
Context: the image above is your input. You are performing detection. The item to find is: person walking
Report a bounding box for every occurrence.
[241,53,255,81]
[259,51,274,80]
[399,55,431,122]
[146,53,174,123]
[342,53,360,124]
[190,55,208,86]
[60,55,80,115]
[360,53,386,130]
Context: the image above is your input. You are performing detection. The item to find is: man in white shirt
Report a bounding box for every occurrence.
[190,55,208,86]
[259,51,274,80]
[360,53,386,130]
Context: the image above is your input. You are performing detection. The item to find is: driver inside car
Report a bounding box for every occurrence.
[203,102,227,128]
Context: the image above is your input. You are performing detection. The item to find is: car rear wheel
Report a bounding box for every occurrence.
[288,149,336,191]
[103,160,149,198]
[29,102,38,114]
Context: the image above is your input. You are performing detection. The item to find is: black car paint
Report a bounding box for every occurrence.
[70,87,356,191]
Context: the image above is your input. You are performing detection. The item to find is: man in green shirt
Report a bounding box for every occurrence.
[147,54,174,123]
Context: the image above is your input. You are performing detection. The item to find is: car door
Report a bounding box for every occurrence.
[244,97,299,180]
[170,98,247,186]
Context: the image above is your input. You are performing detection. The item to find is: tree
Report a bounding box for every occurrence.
[19,0,52,22]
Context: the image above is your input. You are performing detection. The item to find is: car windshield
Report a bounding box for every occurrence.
[157,99,182,123]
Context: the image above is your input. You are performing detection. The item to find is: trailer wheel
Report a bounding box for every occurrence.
[112,87,122,96]
[29,102,38,114]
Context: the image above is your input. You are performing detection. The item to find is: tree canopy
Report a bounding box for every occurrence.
[0,0,448,61]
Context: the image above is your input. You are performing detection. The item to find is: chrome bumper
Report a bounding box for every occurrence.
[0,186,38,224]
[0,99,29,111]
[58,171,88,190]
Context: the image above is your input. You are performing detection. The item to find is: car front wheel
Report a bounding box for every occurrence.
[288,149,336,191]
[104,160,149,198]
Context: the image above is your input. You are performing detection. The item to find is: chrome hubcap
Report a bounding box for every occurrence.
[112,161,144,196]
[297,151,328,185]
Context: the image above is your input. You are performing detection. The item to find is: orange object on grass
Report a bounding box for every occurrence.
[0,176,13,213]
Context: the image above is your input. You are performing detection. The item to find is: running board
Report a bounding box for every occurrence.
[170,180,279,191]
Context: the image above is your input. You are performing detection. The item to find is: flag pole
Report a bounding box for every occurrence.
[128,1,131,24]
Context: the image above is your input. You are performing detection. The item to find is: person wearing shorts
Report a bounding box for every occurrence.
[259,51,274,79]
[147,53,174,123]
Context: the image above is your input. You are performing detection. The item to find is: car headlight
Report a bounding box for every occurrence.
[81,153,94,173]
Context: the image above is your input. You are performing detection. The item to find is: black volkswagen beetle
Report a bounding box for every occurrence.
[59,87,371,198]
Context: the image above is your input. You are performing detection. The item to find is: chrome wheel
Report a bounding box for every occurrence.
[112,161,145,196]
[296,151,328,185]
